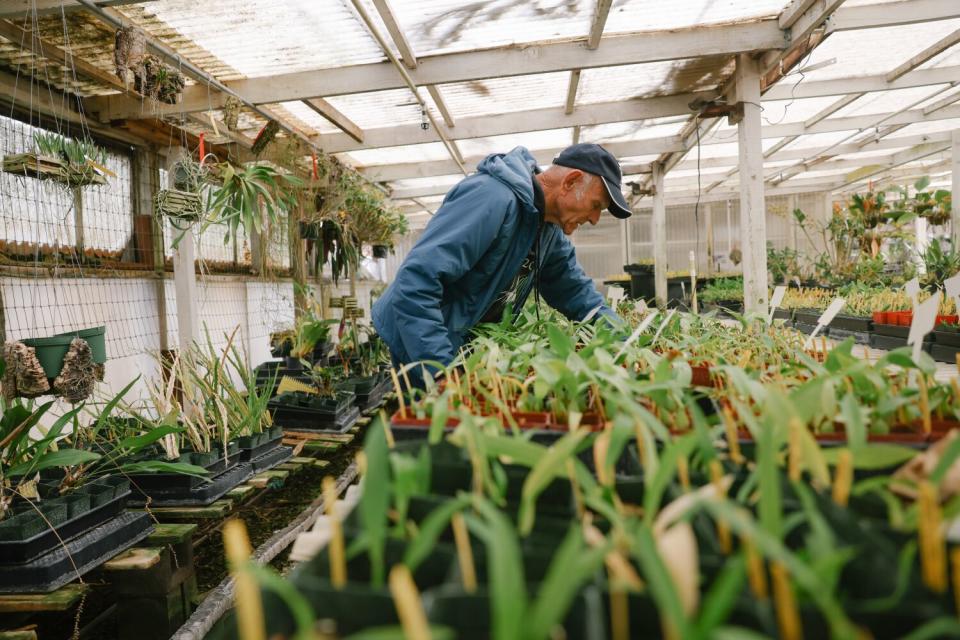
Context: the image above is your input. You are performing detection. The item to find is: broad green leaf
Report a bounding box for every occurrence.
[360,416,390,587]
[8,448,100,477]
[821,444,917,470]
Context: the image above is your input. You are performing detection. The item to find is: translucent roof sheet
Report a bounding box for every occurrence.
[884,118,960,139]
[342,142,451,166]
[794,18,960,82]
[456,129,575,157]
[438,72,569,119]
[123,1,385,80]
[324,88,427,129]
[386,0,790,59]
[577,58,732,104]
[581,119,687,144]
[759,96,850,126]
[831,85,954,119]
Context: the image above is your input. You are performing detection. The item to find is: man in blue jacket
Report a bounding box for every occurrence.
[372,143,632,382]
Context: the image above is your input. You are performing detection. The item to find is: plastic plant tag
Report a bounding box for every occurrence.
[804,298,845,349]
[909,291,940,362]
[652,309,677,344]
[581,305,602,324]
[615,310,659,359]
[767,286,787,324]
[606,286,625,305]
[905,278,921,305]
[634,299,649,314]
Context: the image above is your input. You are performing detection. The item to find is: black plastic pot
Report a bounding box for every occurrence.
[831,314,873,332]
[268,391,360,432]
[934,328,960,347]
[793,309,822,326]
[372,244,389,258]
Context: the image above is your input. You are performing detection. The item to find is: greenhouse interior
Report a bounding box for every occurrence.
[1,0,960,639]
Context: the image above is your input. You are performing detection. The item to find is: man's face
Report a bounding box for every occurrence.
[554,170,610,236]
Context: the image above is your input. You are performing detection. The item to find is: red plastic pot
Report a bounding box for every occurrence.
[895,311,913,326]
[872,311,888,325]
[937,315,958,326]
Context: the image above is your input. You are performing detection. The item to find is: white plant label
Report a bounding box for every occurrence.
[804,297,845,349]
[652,309,677,344]
[581,305,602,324]
[633,299,649,314]
[945,272,960,313]
[909,291,940,362]
[616,310,659,359]
[905,278,921,306]
[767,286,787,324]
[606,286,625,305]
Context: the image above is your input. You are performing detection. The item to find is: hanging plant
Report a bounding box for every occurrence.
[251,120,281,156]
[114,25,146,87]
[203,162,303,247]
[2,132,108,187]
[222,96,242,132]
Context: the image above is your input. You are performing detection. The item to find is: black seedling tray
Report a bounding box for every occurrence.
[239,430,285,462]
[129,452,240,492]
[931,343,960,364]
[0,479,131,564]
[251,445,293,473]
[127,445,292,507]
[794,322,818,335]
[0,511,154,594]
[828,327,870,345]
[355,377,392,413]
[270,403,360,432]
[772,308,793,322]
[874,323,911,339]
[869,333,932,352]
[831,314,872,332]
[934,329,960,347]
[794,310,821,325]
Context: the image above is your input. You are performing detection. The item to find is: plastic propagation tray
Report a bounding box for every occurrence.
[0,511,154,593]
[828,327,871,345]
[270,403,361,433]
[127,444,294,507]
[0,477,131,564]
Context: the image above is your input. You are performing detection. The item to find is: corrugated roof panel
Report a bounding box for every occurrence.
[386,0,787,58]
[831,85,954,119]
[341,142,452,166]
[274,102,342,135]
[122,0,386,80]
[791,18,960,81]
[577,57,732,103]
[437,72,569,119]
[581,119,686,144]
[389,174,462,191]
[883,117,960,138]
[759,96,854,126]
[456,128,576,157]
[324,88,423,129]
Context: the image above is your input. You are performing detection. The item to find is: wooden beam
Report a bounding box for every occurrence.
[318,91,713,153]
[832,141,951,188]
[736,53,768,316]
[370,0,417,68]
[952,130,960,247]
[779,0,820,29]
[564,70,581,115]
[885,28,960,83]
[426,84,455,128]
[803,93,863,128]
[0,0,148,17]
[587,0,613,50]
[303,98,364,143]
[923,86,960,115]
[830,0,960,31]
[652,162,667,307]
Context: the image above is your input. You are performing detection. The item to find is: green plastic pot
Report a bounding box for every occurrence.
[22,325,106,379]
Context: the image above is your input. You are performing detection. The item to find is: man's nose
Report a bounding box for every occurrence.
[589,210,601,225]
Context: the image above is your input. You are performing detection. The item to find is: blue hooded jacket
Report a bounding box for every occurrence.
[372,146,617,371]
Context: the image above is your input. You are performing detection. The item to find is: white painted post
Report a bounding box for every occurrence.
[788,194,798,252]
[652,162,667,308]
[952,130,960,247]
[622,217,632,266]
[736,53,768,316]
[167,149,200,353]
[705,203,714,276]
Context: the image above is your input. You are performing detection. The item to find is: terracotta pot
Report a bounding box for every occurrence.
[690,365,715,387]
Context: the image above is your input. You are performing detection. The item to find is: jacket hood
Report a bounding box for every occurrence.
[475,146,539,213]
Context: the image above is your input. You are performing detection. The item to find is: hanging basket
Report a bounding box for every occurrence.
[21,326,106,380]
[155,188,202,226]
[2,153,66,182]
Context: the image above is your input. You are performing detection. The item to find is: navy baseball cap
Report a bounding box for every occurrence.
[553,143,632,219]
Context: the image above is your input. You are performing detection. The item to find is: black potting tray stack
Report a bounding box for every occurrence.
[126,427,292,507]
[870,322,933,352]
[931,327,960,363]
[343,371,393,413]
[827,314,872,345]
[268,390,360,433]
[792,309,820,335]
[0,477,154,593]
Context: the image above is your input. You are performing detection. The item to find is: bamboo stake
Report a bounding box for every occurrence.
[951,378,960,410]
[919,374,932,435]
[567,459,586,518]
[389,367,407,419]
[722,406,744,464]
[677,455,691,492]
[323,476,347,588]
[223,519,265,640]
[952,546,960,619]
[832,449,853,507]
[389,565,432,640]
[744,536,768,600]
[709,460,731,554]
[451,513,477,594]
[788,418,802,483]
[919,482,948,594]
[610,583,629,640]
[771,561,802,640]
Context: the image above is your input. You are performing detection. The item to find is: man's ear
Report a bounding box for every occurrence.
[561,169,583,192]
